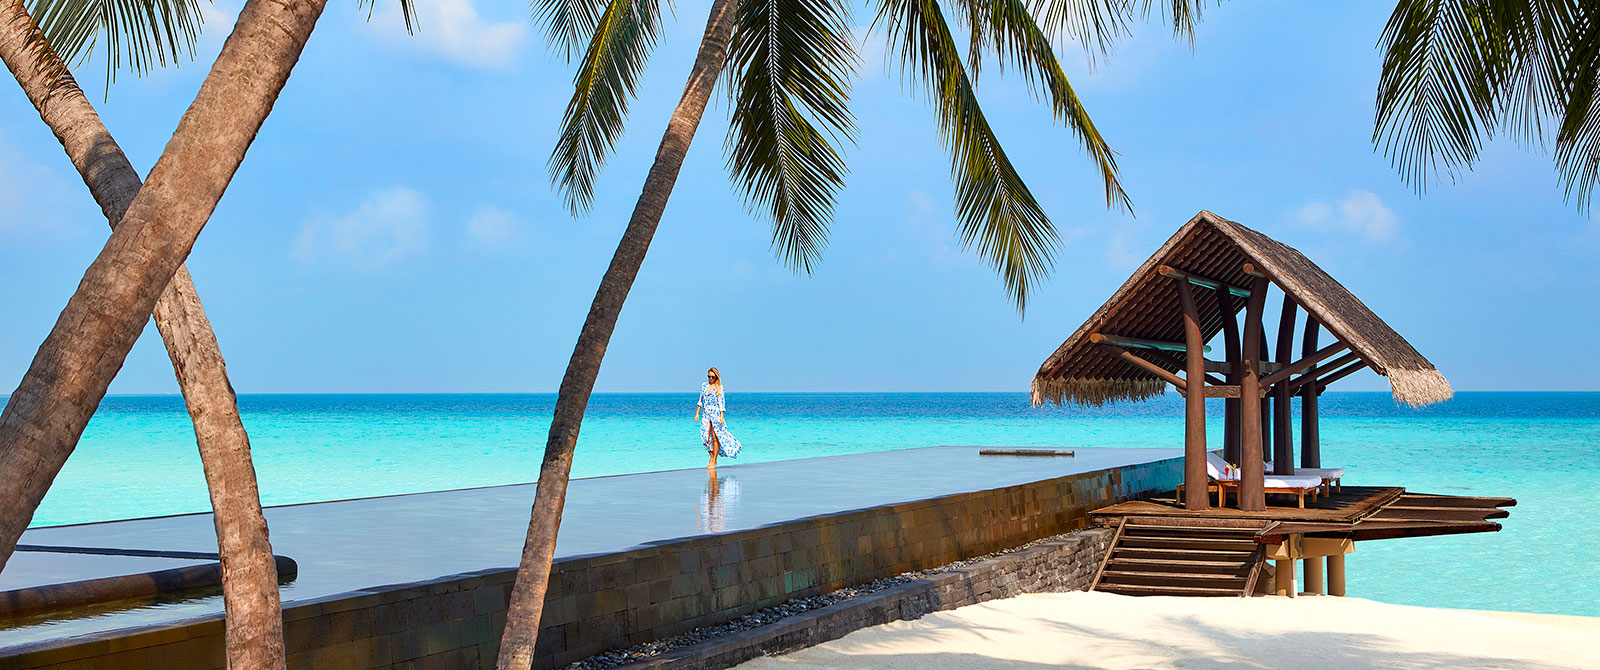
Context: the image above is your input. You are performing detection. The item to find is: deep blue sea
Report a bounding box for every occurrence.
[30,391,1600,617]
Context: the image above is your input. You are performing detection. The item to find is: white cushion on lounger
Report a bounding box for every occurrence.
[1264,462,1346,479]
[1261,474,1323,489]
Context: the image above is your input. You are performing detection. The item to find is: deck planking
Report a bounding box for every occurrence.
[1091,486,1403,524]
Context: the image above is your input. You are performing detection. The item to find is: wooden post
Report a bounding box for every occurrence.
[1328,554,1346,596]
[1274,559,1296,597]
[1273,296,1297,475]
[1304,556,1325,595]
[1258,332,1271,474]
[1238,276,1269,511]
[1177,281,1210,511]
[1301,317,1321,469]
[1215,286,1242,465]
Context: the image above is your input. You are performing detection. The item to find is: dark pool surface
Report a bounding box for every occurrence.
[0,446,1175,647]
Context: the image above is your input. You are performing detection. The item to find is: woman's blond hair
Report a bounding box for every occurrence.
[707,367,723,394]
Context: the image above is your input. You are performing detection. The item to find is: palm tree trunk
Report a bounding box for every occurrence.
[1,9,285,669]
[494,0,739,666]
[0,9,286,668]
[0,0,327,605]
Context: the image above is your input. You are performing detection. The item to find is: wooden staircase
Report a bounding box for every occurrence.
[1090,518,1269,597]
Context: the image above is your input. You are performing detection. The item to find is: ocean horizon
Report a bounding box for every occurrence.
[23,390,1599,617]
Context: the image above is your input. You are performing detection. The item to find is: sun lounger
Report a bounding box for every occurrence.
[1264,461,1346,493]
[1182,454,1322,508]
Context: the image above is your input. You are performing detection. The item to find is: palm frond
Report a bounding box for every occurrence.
[723,0,859,272]
[1029,0,1208,60]
[530,0,613,61]
[549,0,666,214]
[1551,2,1600,210]
[875,0,1060,312]
[359,0,420,34]
[952,0,1130,211]
[1373,0,1600,206]
[26,0,205,86]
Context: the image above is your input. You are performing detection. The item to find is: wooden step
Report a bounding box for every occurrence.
[1099,570,1247,588]
[1112,547,1257,562]
[1095,583,1242,597]
[1122,524,1261,536]
[1118,536,1258,551]
[1106,557,1253,573]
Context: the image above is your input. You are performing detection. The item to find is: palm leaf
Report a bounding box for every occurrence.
[875,0,1060,312]
[723,0,860,272]
[27,0,418,90]
[26,0,206,86]
[548,0,666,214]
[530,0,613,61]
[1373,0,1600,207]
[951,0,1130,211]
[1029,0,1209,61]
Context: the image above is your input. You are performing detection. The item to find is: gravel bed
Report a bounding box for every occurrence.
[563,532,1080,669]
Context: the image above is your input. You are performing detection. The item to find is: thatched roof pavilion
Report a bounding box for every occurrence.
[1033,211,1450,409]
[1033,211,1451,512]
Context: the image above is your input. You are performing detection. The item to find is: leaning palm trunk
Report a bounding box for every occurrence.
[0,0,327,611]
[494,0,739,666]
[0,4,285,667]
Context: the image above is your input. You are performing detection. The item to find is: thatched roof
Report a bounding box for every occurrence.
[1032,211,1451,408]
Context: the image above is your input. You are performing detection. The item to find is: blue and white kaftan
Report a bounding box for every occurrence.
[698,383,742,458]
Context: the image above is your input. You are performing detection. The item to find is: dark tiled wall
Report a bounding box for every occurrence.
[0,457,1180,670]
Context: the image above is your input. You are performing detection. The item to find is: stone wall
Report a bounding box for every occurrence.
[622,528,1116,669]
[0,456,1180,670]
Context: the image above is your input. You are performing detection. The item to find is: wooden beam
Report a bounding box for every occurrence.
[1315,360,1369,391]
[1272,295,1297,476]
[1090,333,1211,354]
[1141,350,1225,386]
[1238,276,1270,511]
[1100,345,1186,390]
[1289,351,1362,394]
[1301,317,1322,469]
[1158,264,1252,298]
[1216,285,1242,465]
[1261,341,1350,388]
[1243,263,1267,278]
[1177,280,1210,511]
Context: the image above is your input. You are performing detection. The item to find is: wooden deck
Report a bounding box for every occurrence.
[1091,486,1404,524]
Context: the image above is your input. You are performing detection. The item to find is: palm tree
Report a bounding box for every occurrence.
[0,0,341,668]
[0,3,291,665]
[1375,0,1600,207]
[496,0,1205,666]
[0,3,286,666]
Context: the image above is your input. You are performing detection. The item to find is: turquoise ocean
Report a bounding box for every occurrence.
[29,391,1599,617]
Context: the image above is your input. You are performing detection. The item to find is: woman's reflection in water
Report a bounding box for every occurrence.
[699,468,740,533]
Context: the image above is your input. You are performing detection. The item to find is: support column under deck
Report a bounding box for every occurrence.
[1304,557,1324,595]
[1328,555,1347,596]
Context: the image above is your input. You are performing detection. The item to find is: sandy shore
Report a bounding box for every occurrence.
[736,591,1598,670]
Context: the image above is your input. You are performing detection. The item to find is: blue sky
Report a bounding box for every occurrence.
[1,1,1595,394]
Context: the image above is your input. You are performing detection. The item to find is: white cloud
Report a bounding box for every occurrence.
[464,204,522,248]
[296,187,429,269]
[368,0,526,70]
[1295,190,1398,241]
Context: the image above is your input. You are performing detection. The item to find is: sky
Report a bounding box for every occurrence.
[1,0,1596,395]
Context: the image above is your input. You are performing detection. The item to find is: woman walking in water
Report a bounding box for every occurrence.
[696,367,742,468]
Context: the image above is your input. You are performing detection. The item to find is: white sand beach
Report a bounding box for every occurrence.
[737,591,1600,670]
